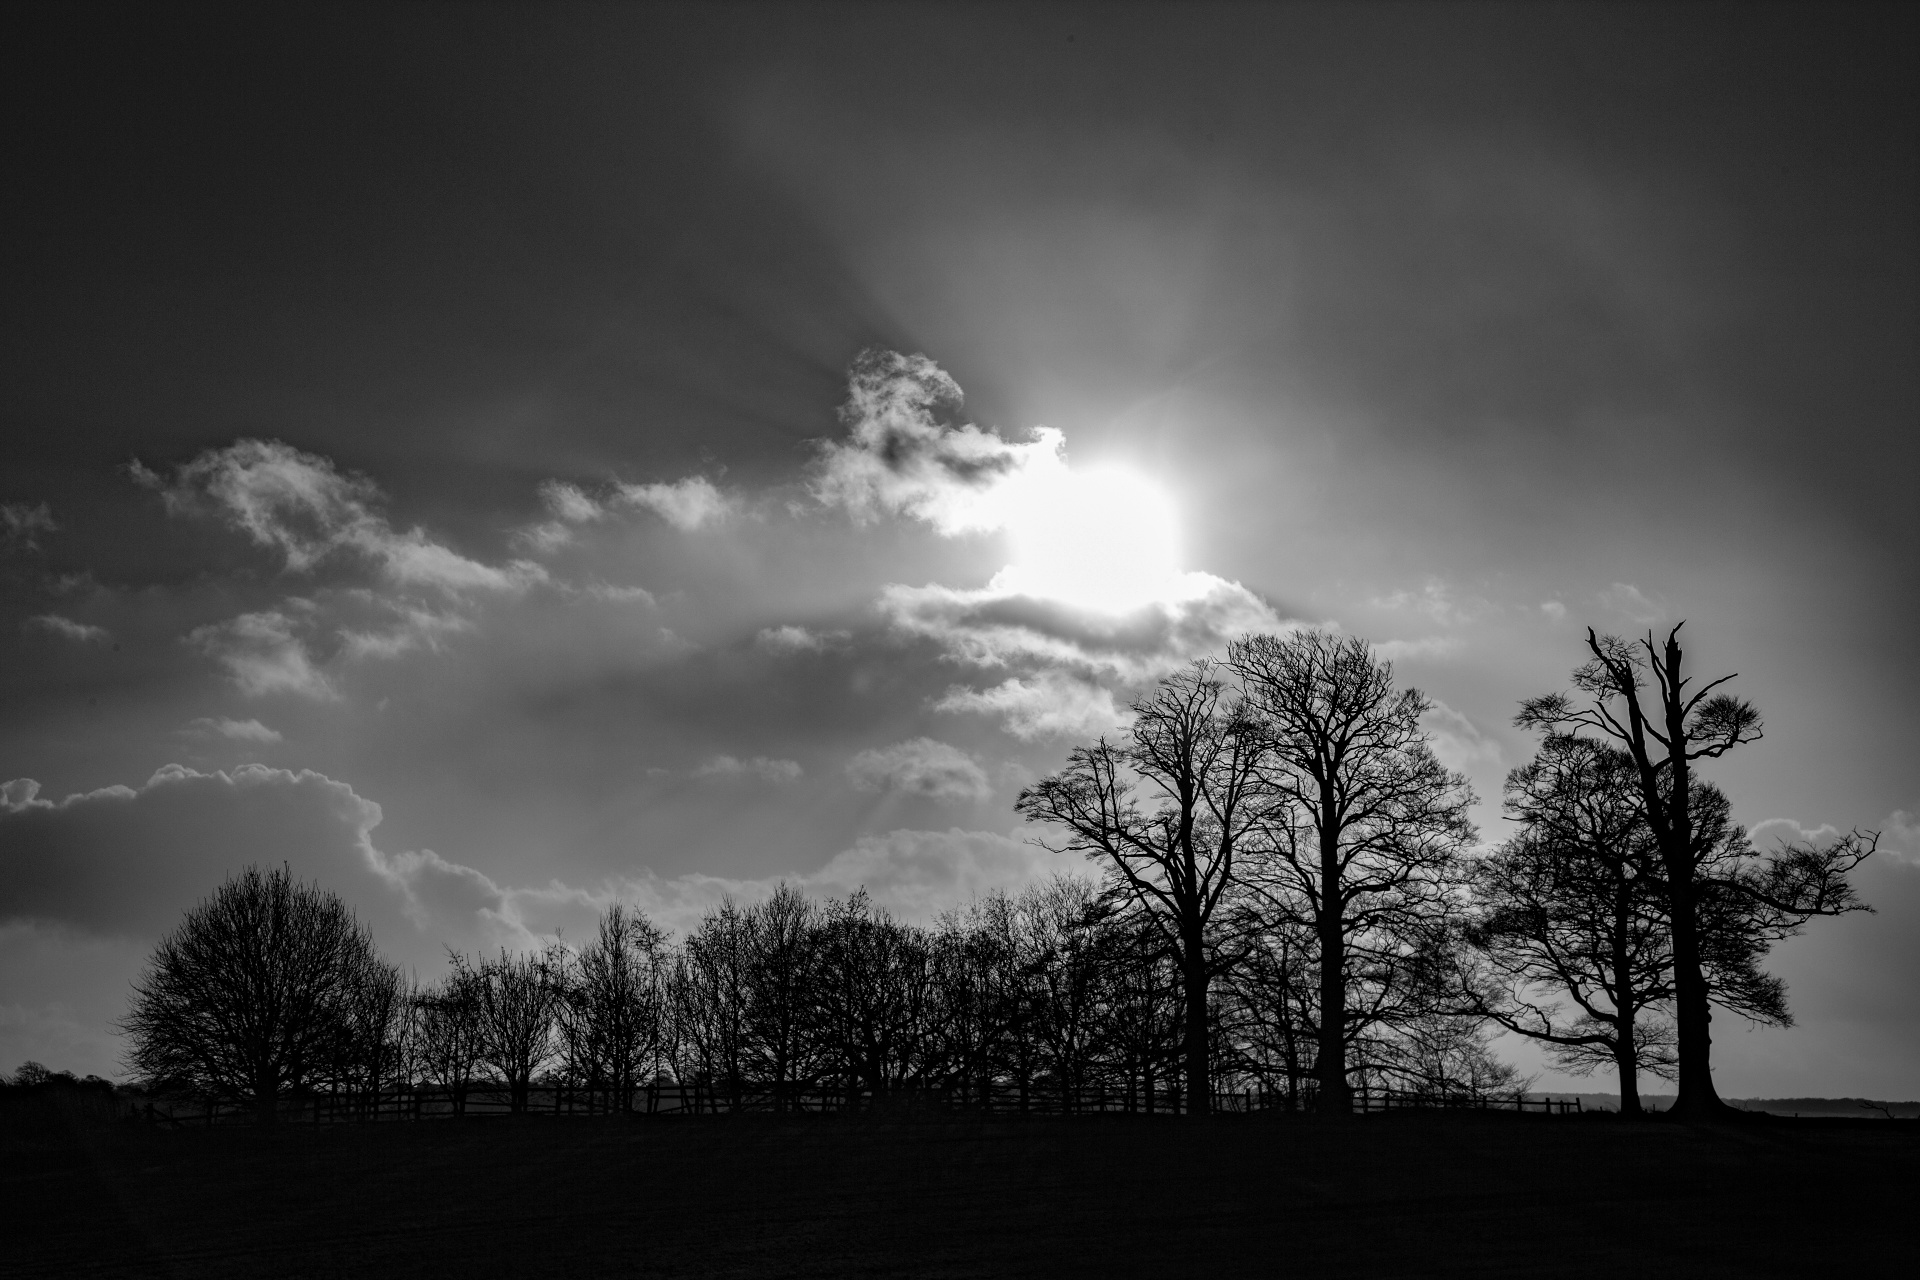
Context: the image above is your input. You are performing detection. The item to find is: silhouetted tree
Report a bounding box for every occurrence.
[1468,735,1675,1115]
[559,903,668,1112]
[740,886,829,1111]
[814,891,945,1104]
[471,946,564,1112]
[1518,625,1873,1116]
[415,959,486,1114]
[122,865,386,1124]
[1018,661,1270,1114]
[1230,631,1477,1114]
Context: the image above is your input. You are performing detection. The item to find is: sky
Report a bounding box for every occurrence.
[3,3,1915,1096]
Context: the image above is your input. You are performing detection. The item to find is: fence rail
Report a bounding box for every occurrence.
[132,1081,1578,1127]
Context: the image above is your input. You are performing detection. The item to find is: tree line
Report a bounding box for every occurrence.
[123,625,1875,1122]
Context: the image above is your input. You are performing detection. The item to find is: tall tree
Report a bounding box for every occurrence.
[1518,625,1873,1116]
[1230,630,1476,1114]
[1017,660,1270,1114]
[1468,735,1674,1114]
[471,947,564,1113]
[122,865,386,1124]
[559,903,668,1112]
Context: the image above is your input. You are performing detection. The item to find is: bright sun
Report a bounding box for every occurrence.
[992,460,1182,614]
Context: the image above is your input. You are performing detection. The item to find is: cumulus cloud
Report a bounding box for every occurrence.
[615,476,733,531]
[187,609,335,700]
[0,763,546,953]
[1541,600,1568,621]
[24,614,110,644]
[934,671,1129,741]
[183,717,283,743]
[846,738,991,803]
[694,754,804,784]
[812,348,1063,535]
[138,438,543,594]
[1,502,57,553]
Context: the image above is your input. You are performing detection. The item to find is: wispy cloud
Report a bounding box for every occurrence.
[934,671,1129,741]
[186,609,335,700]
[1,502,57,554]
[694,754,804,784]
[846,737,991,802]
[1598,581,1665,626]
[137,439,543,594]
[183,717,283,743]
[615,476,733,531]
[24,614,109,644]
[756,624,848,654]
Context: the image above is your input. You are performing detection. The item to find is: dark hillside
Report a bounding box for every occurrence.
[5,1098,1916,1278]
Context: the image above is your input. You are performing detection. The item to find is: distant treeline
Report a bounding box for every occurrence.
[118,626,1877,1122]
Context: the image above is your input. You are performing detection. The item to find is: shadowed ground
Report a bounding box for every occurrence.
[6,1098,1914,1278]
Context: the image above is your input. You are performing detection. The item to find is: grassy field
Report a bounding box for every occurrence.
[6,1096,1915,1278]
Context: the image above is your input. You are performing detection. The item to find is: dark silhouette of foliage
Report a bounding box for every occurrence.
[122,865,387,1123]
[1518,625,1873,1116]
[1229,631,1478,1114]
[1017,660,1270,1114]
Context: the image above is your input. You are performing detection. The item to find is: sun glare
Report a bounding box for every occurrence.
[994,461,1182,614]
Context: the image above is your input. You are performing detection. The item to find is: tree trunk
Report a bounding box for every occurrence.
[1315,823,1349,1114]
[1666,872,1725,1116]
[1614,1017,1643,1117]
[1183,925,1210,1116]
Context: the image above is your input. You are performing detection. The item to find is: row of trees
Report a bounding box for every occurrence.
[123,625,1874,1122]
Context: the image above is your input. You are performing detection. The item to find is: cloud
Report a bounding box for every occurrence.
[615,476,734,531]
[588,827,1086,932]
[1598,581,1665,626]
[934,671,1129,741]
[846,738,991,802]
[336,601,470,661]
[1748,816,1847,851]
[1373,635,1466,663]
[1,502,57,554]
[880,570,1285,681]
[1373,578,1475,626]
[187,609,335,699]
[811,348,1064,536]
[23,614,110,644]
[183,717,283,743]
[694,754,804,784]
[1883,811,1920,865]
[1422,700,1503,776]
[139,438,543,594]
[0,763,547,954]
[1541,600,1568,621]
[756,624,848,654]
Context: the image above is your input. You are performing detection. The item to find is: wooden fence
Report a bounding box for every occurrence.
[134,1080,1576,1126]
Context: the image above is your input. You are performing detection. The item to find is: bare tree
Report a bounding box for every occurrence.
[740,885,827,1111]
[672,901,753,1106]
[1467,735,1676,1115]
[813,891,945,1105]
[122,865,385,1124]
[1230,630,1477,1114]
[471,946,564,1113]
[1518,625,1873,1116]
[416,958,486,1114]
[1017,660,1270,1115]
[559,903,668,1112]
